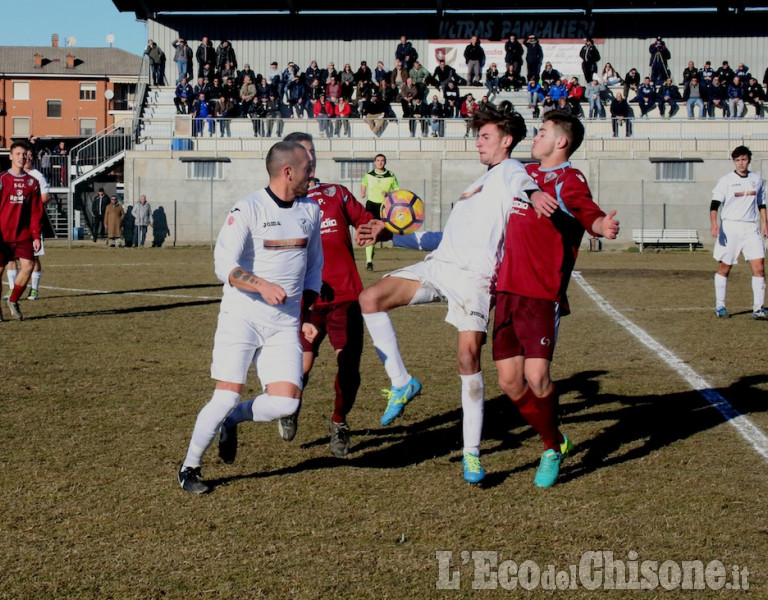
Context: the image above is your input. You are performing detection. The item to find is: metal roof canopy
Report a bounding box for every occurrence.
[113,0,767,18]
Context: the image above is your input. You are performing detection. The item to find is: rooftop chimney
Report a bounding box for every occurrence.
[66,53,75,69]
[52,33,59,47]
[34,53,43,68]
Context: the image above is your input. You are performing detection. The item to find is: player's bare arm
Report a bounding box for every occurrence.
[760,206,767,238]
[229,267,286,305]
[709,204,720,238]
[591,210,620,239]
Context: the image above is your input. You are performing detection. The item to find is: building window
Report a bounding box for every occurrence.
[185,162,223,180]
[654,161,695,182]
[337,159,373,180]
[47,100,62,118]
[13,117,30,137]
[80,83,97,101]
[13,82,30,100]
[80,118,97,136]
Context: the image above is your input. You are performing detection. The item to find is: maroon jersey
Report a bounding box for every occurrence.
[496,162,604,303]
[308,183,374,307]
[0,170,43,242]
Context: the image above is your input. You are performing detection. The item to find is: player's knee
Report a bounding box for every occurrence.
[358,287,380,313]
[270,395,300,419]
[457,349,481,374]
[498,375,525,400]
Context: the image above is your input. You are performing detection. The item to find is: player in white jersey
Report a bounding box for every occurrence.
[4,150,50,301]
[709,145,768,319]
[358,101,556,484]
[178,141,322,494]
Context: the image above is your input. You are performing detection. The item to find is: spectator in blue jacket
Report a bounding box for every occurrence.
[633,77,657,117]
[727,76,745,118]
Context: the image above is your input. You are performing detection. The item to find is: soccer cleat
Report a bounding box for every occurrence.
[218,423,238,464]
[329,420,351,457]
[752,306,768,320]
[463,451,486,483]
[27,290,38,301]
[366,262,373,271]
[715,306,729,318]
[380,377,422,425]
[534,449,563,488]
[560,434,574,458]
[6,299,23,321]
[1,293,9,301]
[178,465,210,494]
[278,410,300,442]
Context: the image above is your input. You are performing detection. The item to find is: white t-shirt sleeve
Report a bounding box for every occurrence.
[214,199,254,284]
[712,175,727,203]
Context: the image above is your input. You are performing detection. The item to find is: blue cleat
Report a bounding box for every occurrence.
[560,434,574,458]
[715,306,729,318]
[463,451,485,484]
[380,377,421,425]
[534,449,563,488]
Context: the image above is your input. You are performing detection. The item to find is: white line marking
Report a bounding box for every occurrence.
[37,284,220,301]
[573,271,768,462]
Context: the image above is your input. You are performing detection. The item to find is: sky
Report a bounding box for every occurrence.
[3,0,148,55]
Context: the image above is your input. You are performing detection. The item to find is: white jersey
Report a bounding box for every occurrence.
[27,168,50,196]
[214,187,323,328]
[429,158,538,279]
[712,170,765,222]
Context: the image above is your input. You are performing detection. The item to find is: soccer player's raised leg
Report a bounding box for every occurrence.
[359,276,423,425]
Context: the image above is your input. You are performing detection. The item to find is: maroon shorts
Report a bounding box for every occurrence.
[301,301,364,356]
[492,292,559,362]
[0,240,35,265]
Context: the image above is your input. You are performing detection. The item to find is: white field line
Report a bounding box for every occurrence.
[38,284,220,301]
[572,271,768,462]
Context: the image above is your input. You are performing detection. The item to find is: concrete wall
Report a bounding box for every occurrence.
[123,149,765,245]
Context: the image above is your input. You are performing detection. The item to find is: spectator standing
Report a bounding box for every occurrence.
[152,207,170,247]
[504,34,524,77]
[104,196,125,248]
[527,77,543,118]
[133,195,152,248]
[216,40,237,73]
[91,188,109,242]
[335,97,352,137]
[265,92,283,137]
[172,38,193,84]
[525,34,544,81]
[196,37,216,79]
[579,38,601,84]
[464,36,485,86]
[395,36,418,70]
[648,37,670,86]
[585,77,606,119]
[145,40,166,86]
[460,93,478,136]
[485,63,500,96]
[428,95,444,137]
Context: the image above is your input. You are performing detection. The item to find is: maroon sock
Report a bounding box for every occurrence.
[9,284,25,303]
[513,385,560,452]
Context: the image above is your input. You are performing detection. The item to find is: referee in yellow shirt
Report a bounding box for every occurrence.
[361,154,399,270]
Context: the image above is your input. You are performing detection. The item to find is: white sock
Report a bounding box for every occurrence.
[461,372,484,455]
[249,393,300,421]
[714,273,727,309]
[183,389,241,468]
[752,276,766,312]
[7,269,17,290]
[362,311,410,388]
[31,271,42,291]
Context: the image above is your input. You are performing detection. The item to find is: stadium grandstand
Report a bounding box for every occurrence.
[61,1,768,243]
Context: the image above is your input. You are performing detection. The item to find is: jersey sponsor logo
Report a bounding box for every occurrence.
[264,238,308,250]
[734,190,757,197]
[510,197,530,216]
[262,220,282,227]
[320,217,338,230]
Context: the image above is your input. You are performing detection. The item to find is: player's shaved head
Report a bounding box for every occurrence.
[266,141,307,178]
[470,101,526,153]
[541,111,585,155]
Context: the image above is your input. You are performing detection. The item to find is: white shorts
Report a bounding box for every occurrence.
[387,256,491,332]
[713,220,765,265]
[210,308,303,388]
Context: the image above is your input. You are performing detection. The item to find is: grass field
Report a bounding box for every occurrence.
[1,243,767,599]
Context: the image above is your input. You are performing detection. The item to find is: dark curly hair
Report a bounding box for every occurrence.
[470,100,526,153]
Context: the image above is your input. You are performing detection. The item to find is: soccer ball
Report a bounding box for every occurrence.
[380,190,425,235]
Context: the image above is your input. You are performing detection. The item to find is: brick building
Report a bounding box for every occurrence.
[0,34,142,149]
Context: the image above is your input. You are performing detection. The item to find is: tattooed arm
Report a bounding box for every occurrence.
[228,267,287,305]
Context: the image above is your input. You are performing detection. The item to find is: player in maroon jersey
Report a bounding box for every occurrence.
[218,132,375,459]
[0,141,43,321]
[493,111,619,487]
